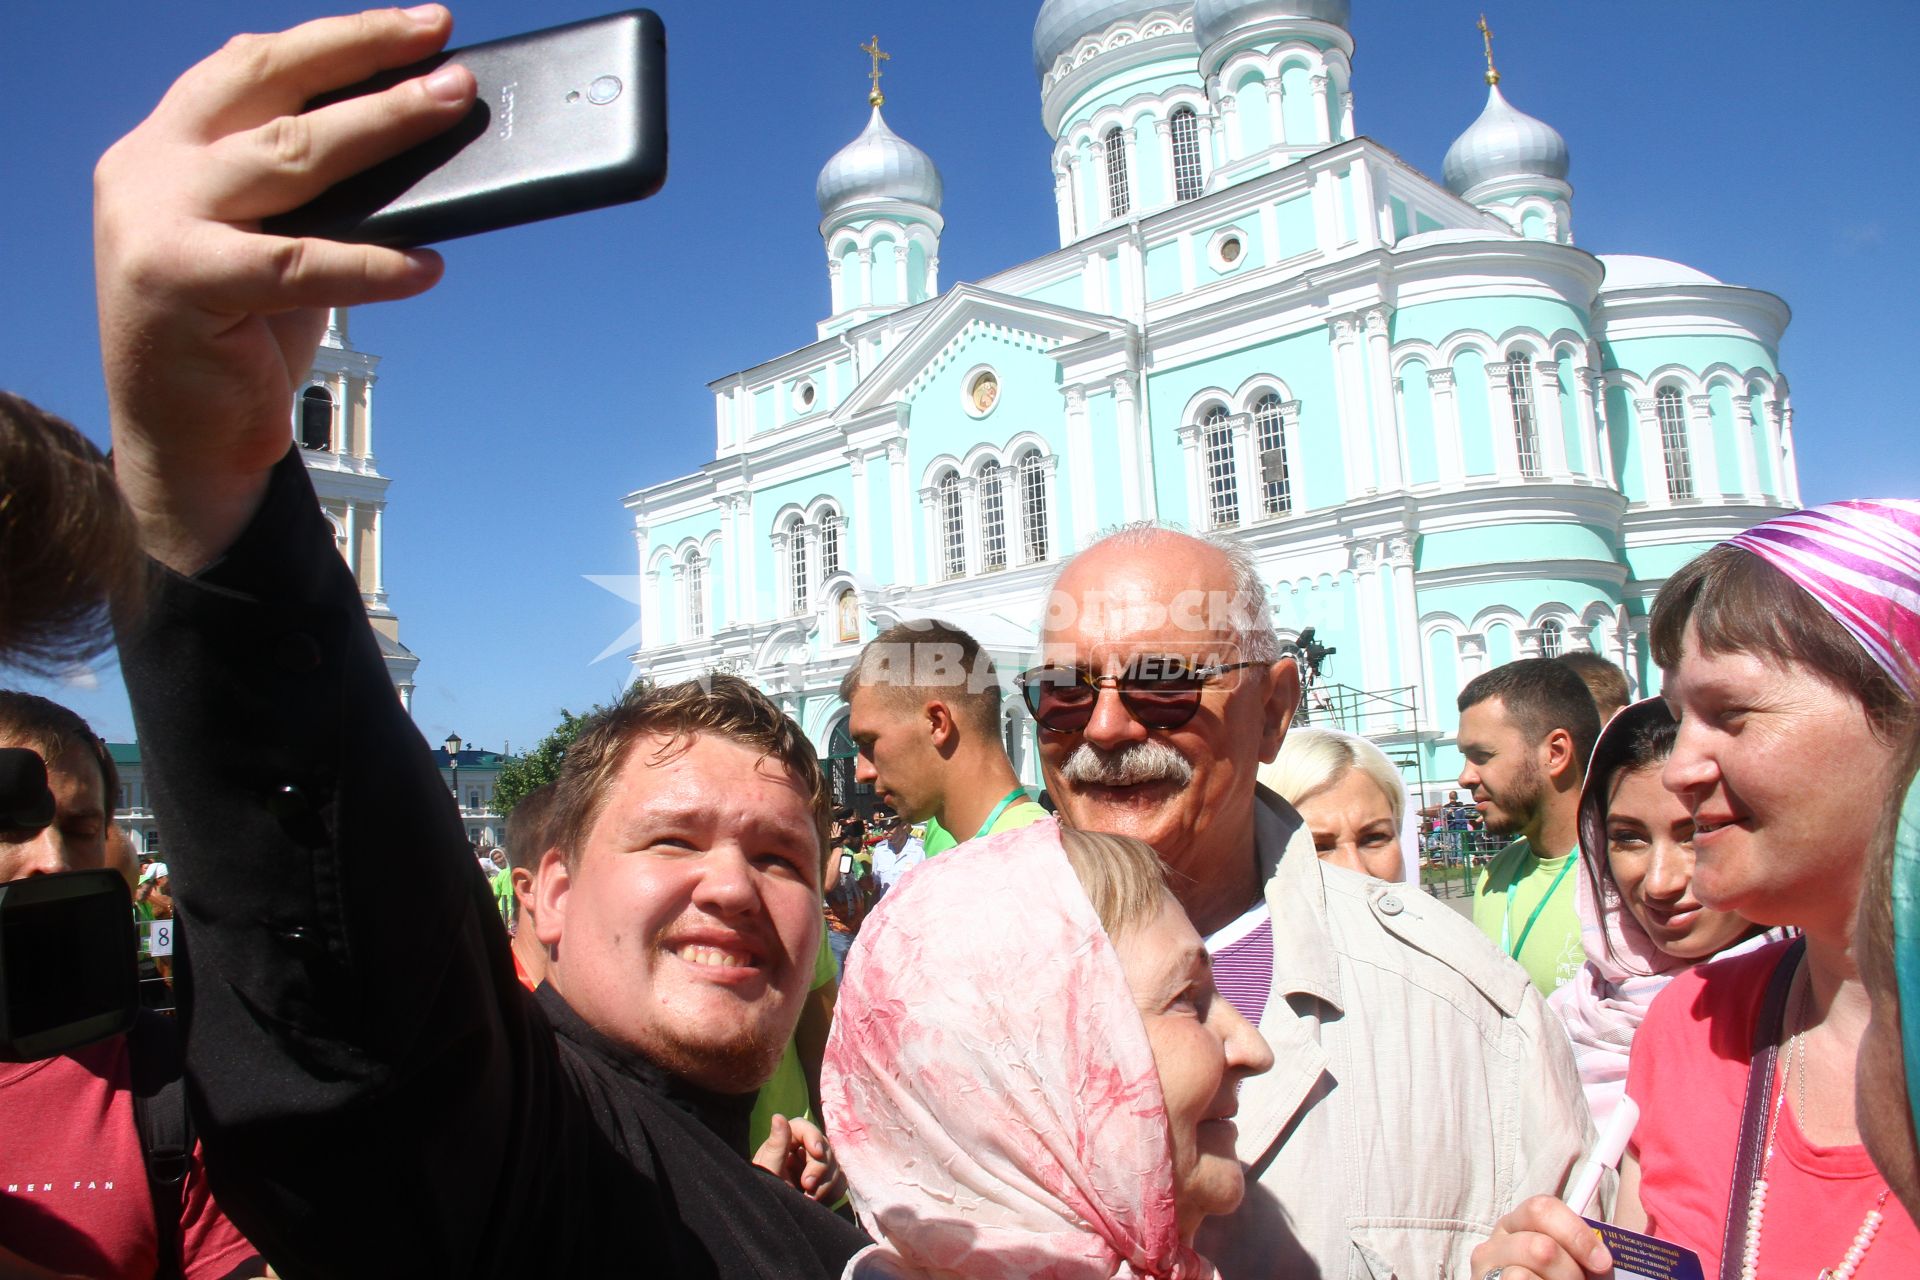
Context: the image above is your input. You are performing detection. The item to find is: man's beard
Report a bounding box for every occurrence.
[1056,738,1194,789]
[640,1016,790,1095]
[1480,761,1546,837]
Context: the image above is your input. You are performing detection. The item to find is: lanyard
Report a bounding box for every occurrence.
[972,788,1029,842]
[1501,854,1575,962]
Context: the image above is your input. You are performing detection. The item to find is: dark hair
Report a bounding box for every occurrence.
[0,690,117,819]
[1556,651,1631,720]
[1650,543,1911,737]
[838,619,1003,737]
[1860,718,1920,1040]
[548,674,830,879]
[1458,658,1602,783]
[0,392,146,674]
[504,781,559,876]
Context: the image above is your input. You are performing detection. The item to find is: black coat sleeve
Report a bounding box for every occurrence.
[120,448,539,1275]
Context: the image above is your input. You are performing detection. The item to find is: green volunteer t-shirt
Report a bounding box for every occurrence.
[748,931,839,1152]
[919,793,1049,858]
[1471,836,1584,996]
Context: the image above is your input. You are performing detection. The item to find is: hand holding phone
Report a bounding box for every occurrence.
[266,10,668,247]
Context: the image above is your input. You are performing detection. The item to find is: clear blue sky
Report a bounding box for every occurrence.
[3,2,1915,753]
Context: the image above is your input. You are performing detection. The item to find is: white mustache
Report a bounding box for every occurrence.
[1058,739,1194,788]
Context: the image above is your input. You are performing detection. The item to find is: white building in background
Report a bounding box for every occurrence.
[620,1,1800,809]
[300,306,419,710]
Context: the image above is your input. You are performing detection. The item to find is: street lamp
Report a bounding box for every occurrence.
[443,732,464,840]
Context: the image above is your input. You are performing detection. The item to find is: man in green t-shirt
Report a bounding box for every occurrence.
[1457,657,1601,995]
[840,619,1048,857]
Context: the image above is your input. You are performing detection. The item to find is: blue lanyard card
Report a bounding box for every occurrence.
[1583,1220,1704,1280]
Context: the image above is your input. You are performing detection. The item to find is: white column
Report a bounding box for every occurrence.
[959,478,982,576]
[368,505,385,594]
[1351,162,1381,251]
[1686,395,1722,499]
[1457,633,1488,683]
[926,253,940,298]
[1485,363,1522,478]
[1130,373,1159,522]
[1119,128,1142,218]
[1364,308,1401,490]
[1777,401,1801,505]
[1064,387,1098,549]
[1310,73,1331,143]
[343,501,360,582]
[669,563,686,642]
[894,238,910,303]
[358,377,375,463]
[1534,359,1570,477]
[1349,541,1390,696]
[1113,375,1145,521]
[1218,91,1242,161]
[641,568,661,649]
[1177,423,1206,530]
[855,249,872,308]
[883,440,911,584]
[1053,163,1075,244]
[1731,400,1760,500]
[1633,397,1669,506]
[1574,366,1605,482]
[741,491,760,617]
[1328,315,1373,497]
[1264,79,1285,149]
[1428,369,1465,487]
[1195,114,1218,189]
[1339,89,1355,139]
[1232,413,1260,522]
[769,529,790,614]
[827,257,844,315]
[847,452,873,576]
[1388,536,1420,728]
[919,488,940,585]
[1312,165,1342,247]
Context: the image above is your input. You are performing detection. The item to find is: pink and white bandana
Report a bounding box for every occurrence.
[1726,499,1920,694]
[822,820,1212,1280]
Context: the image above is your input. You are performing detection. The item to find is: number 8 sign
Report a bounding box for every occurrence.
[148,920,173,957]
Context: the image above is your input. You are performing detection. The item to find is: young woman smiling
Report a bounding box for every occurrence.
[1548,698,1773,1129]
[1476,499,1920,1280]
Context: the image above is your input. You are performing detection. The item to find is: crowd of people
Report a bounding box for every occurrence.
[4,9,1920,1279]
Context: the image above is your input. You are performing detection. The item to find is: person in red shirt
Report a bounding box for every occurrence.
[0,692,262,1280]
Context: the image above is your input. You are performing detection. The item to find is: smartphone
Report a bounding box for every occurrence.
[0,869,138,1061]
[264,10,667,248]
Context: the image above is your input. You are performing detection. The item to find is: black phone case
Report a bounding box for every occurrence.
[265,10,667,248]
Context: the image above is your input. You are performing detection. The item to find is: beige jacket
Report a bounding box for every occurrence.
[1197,791,1599,1280]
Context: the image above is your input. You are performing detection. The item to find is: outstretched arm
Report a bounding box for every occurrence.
[96,5,474,571]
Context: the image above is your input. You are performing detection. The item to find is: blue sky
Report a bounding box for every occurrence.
[2,2,1915,753]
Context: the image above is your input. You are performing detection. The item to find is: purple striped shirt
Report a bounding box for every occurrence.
[1211,914,1273,1023]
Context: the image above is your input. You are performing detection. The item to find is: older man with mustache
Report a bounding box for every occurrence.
[1026,524,1596,1279]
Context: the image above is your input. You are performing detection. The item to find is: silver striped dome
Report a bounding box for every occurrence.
[816,107,944,216]
[1442,83,1570,195]
[1193,0,1349,48]
[1033,0,1192,78]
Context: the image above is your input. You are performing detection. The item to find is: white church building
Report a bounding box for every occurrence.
[621,1,1799,808]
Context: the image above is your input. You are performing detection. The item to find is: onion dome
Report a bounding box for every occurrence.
[816,107,944,216]
[1442,83,1570,196]
[1194,0,1349,48]
[1033,0,1188,78]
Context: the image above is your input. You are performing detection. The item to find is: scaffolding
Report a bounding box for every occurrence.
[1295,679,1440,810]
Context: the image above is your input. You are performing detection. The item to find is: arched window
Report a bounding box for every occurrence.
[1538,618,1565,659]
[1169,106,1203,201]
[1103,126,1130,219]
[1655,386,1694,500]
[686,555,706,638]
[787,523,809,614]
[1203,406,1239,529]
[300,384,334,451]
[1018,451,1049,563]
[939,472,966,580]
[1507,358,1542,477]
[820,510,842,579]
[1252,393,1292,517]
[978,462,1007,571]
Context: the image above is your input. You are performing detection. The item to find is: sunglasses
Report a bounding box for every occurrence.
[1015,656,1262,733]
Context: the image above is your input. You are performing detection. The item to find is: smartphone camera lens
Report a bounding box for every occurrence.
[587,75,622,105]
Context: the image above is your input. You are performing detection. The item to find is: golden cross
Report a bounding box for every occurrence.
[861,35,890,107]
[1477,14,1500,86]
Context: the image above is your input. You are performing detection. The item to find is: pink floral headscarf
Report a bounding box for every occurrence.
[822,820,1212,1280]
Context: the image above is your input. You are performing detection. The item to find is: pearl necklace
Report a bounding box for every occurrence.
[1739,959,1891,1280]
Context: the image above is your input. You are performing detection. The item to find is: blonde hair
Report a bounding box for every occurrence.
[1057,827,1170,939]
[1259,727,1406,826]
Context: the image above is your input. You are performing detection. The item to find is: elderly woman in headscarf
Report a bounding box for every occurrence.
[1475,499,1920,1280]
[822,821,1272,1278]
[1546,698,1773,1129]
[1857,729,1920,1220]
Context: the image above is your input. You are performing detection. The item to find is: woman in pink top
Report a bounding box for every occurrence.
[1475,500,1920,1280]
[822,822,1272,1278]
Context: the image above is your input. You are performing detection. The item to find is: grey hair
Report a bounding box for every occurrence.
[1045,521,1281,663]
